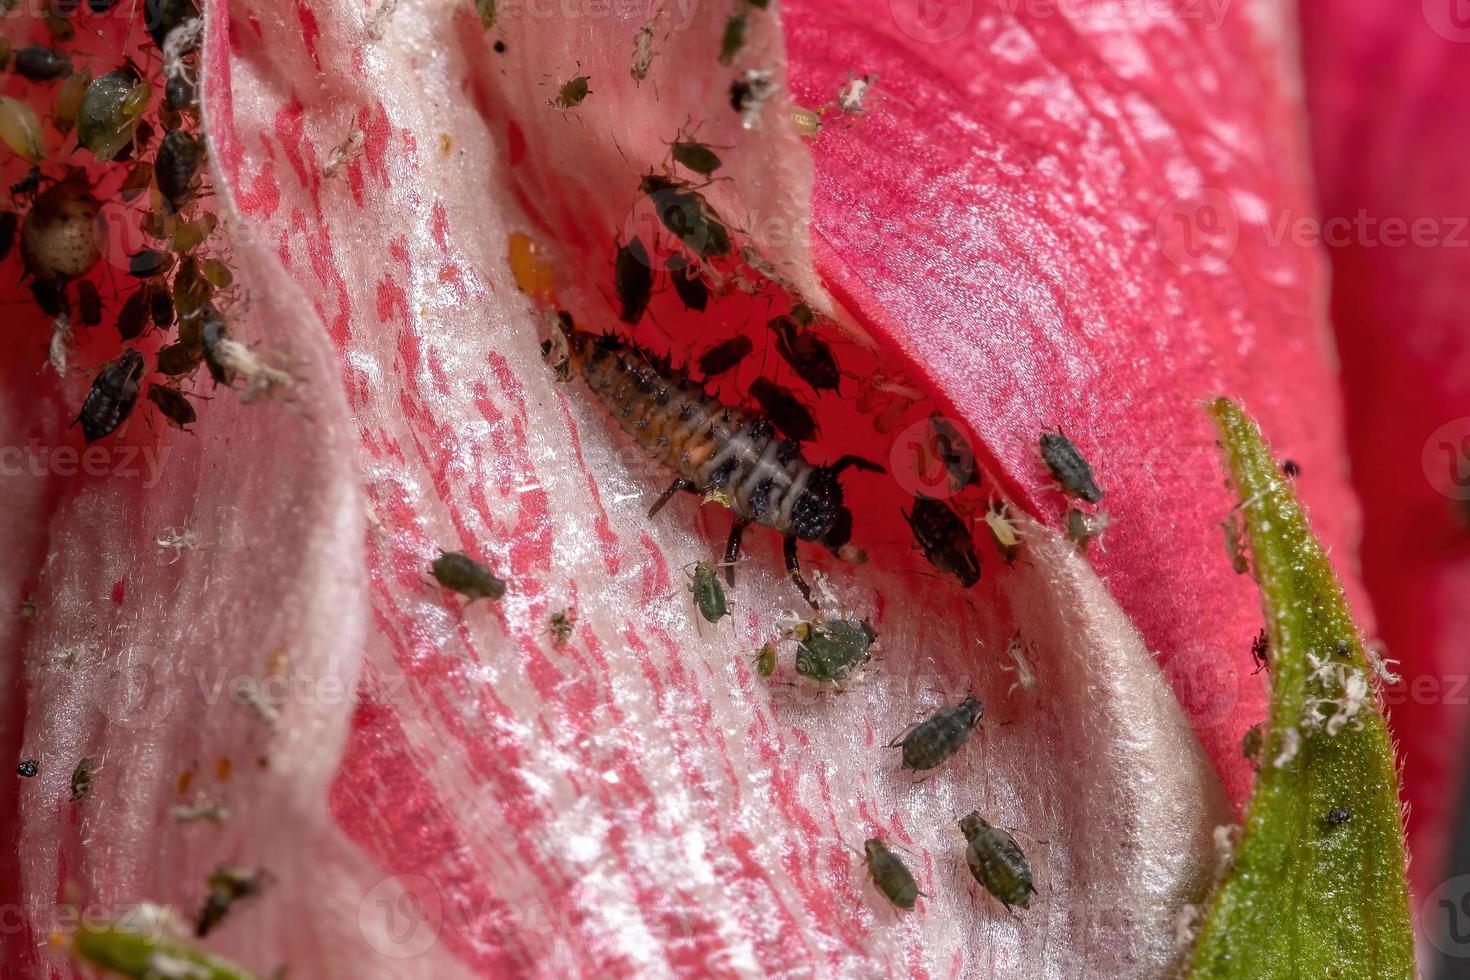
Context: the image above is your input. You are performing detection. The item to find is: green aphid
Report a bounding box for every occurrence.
[70,756,97,801]
[794,618,876,683]
[69,904,259,980]
[687,561,730,624]
[718,13,747,65]
[432,550,506,602]
[958,812,1036,911]
[639,173,733,258]
[670,139,722,177]
[863,838,920,910]
[551,74,591,110]
[475,0,495,29]
[752,641,776,677]
[77,68,150,161]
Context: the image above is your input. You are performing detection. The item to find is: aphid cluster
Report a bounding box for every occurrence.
[0,1,274,445]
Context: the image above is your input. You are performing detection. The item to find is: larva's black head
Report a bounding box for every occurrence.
[789,467,843,543]
[790,465,867,564]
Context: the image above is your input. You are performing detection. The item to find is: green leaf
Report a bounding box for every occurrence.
[1187,399,1413,979]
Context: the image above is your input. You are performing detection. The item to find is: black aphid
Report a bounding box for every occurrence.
[551,320,877,607]
[129,249,173,278]
[70,756,97,800]
[614,236,653,324]
[0,211,16,262]
[156,129,205,209]
[718,13,746,65]
[144,0,200,49]
[165,73,197,112]
[769,310,840,392]
[1282,459,1301,478]
[889,695,984,771]
[1250,628,1269,674]
[667,253,708,311]
[157,340,202,376]
[432,550,506,602]
[903,494,980,588]
[196,866,265,937]
[639,173,732,259]
[75,349,144,443]
[15,45,72,81]
[148,384,196,430]
[16,759,38,778]
[697,335,752,377]
[151,285,176,328]
[1326,806,1350,826]
[863,838,919,910]
[959,812,1035,911]
[76,279,102,326]
[670,139,722,177]
[748,377,817,442]
[1039,428,1104,504]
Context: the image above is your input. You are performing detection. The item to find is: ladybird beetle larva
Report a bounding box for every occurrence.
[548,314,880,608]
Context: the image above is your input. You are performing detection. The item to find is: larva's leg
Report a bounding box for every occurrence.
[784,536,817,609]
[723,520,747,585]
[647,478,695,519]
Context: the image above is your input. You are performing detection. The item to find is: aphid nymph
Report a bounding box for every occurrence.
[70,756,98,800]
[74,349,145,443]
[863,837,920,910]
[548,609,575,647]
[550,73,591,110]
[1250,628,1269,674]
[983,503,1021,564]
[148,383,197,430]
[431,550,506,603]
[666,253,709,312]
[793,617,876,683]
[889,695,984,771]
[719,13,747,65]
[196,866,265,937]
[1039,428,1104,504]
[958,811,1036,911]
[155,129,205,209]
[1065,506,1111,551]
[687,560,731,625]
[752,641,776,677]
[903,494,980,587]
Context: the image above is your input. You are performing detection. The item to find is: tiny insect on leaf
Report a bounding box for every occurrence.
[793,618,876,683]
[959,812,1036,910]
[863,838,920,910]
[432,550,506,602]
[688,561,730,624]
